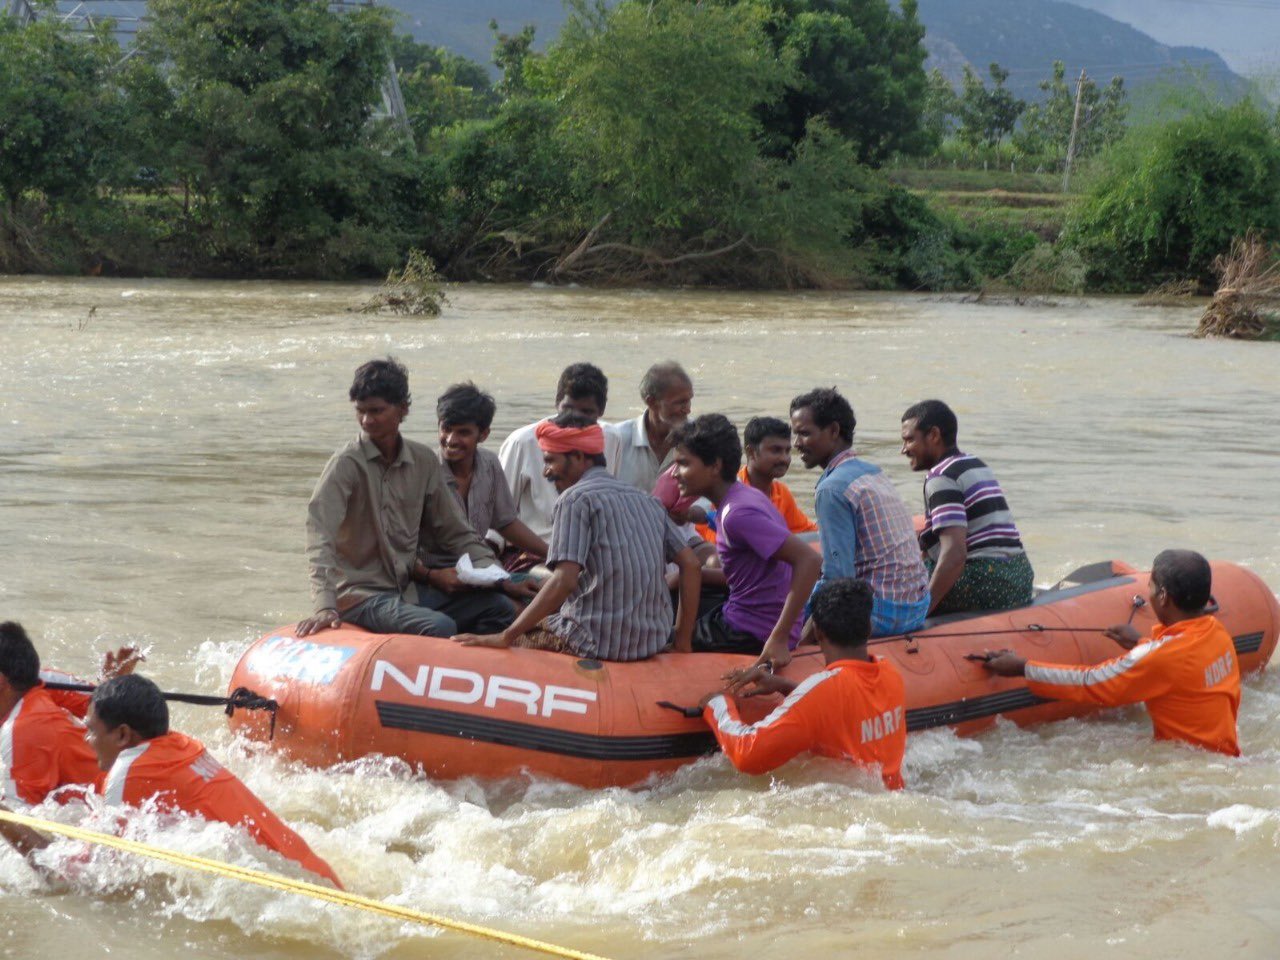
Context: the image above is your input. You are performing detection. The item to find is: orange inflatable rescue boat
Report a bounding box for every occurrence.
[227,560,1279,788]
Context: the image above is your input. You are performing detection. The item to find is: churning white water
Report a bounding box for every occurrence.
[1,278,1277,958]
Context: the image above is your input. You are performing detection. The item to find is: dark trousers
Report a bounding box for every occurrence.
[345,586,515,637]
[690,602,764,654]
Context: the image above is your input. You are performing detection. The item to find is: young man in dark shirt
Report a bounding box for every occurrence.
[299,358,523,639]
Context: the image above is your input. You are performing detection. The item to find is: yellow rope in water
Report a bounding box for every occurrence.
[0,809,612,960]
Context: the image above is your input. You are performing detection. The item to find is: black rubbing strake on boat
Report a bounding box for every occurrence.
[372,631,1264,758]
[375,701,718,760]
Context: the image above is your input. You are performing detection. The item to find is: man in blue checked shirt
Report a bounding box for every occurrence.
[789,387,929,639]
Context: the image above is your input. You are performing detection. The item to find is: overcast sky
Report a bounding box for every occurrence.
[1072,0,1280,80]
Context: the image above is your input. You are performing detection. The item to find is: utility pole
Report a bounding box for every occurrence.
[6,0,37,25]
[1062,67,1087,193]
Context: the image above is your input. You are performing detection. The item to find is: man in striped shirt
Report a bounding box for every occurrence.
[900,399,1034,614]
[496,362,620,553]
[790,388,929,637]
[456,413,700,660]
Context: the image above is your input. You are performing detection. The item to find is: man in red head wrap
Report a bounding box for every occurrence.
[533,419,607,457]
[455,412,701,661]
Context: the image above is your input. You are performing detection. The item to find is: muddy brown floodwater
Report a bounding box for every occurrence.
[2,277,1278,959]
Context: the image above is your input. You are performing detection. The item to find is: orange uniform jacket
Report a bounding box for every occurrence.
[698,470,818,543]
[1025,614,1241,755]
[101,731,343,888]
[38,669,92,719]
[703,656,906,789]
[1,686,102,805]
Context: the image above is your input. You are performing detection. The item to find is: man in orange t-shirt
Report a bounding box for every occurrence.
[698,416,817,542]
[979,549,1240,755]
[84,675,343,888]
[740,415,817,534]
[0,622,104,806]
[698,578,906,788]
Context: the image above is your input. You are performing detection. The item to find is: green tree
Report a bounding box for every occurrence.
[917,68,959,153]
[138,0,420,274]
[391,35,497,143]
[957,63,1025,151]
[726,0,929,165]
[0,19,121,238]
[1015,62,1127,166]
[1066,100,1280,287]
[490,20,538,99]
[432,96,578,276]
[543,0,793,233]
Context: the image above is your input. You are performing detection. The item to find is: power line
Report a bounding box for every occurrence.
[986,56,1239,76]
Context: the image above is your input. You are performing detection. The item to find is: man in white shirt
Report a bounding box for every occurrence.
[497,363,618,567]
[610,361,694,493]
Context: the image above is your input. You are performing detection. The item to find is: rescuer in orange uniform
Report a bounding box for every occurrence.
[0,621,113,805]
[80,674,344,887]
[698,578,907,789]
[978,549,1241,755]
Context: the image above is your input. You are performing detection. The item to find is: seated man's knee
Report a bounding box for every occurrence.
[401,599,459,637]
[468,591,516,633]
[491,592,517,623]
[422,612,460,637]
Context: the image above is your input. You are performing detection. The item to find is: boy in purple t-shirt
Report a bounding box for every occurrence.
[671,415,822,667]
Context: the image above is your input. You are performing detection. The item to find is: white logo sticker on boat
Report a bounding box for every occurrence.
[370,660,597,718]
[247,636,356,685]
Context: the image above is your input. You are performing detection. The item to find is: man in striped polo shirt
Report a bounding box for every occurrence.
[900,399,1034,614]
[455,412,701,660]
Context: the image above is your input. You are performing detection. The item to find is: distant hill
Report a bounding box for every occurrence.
[35,1,1252,105]
[387,0,1251,104]
[915,0,1251,103]
[386,0,553,64]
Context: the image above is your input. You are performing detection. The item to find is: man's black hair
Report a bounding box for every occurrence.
[91,674,169,740]
[349,357,411,407]
[790,387,855,443]
[548,410,607,467]
[902,399,958,448]
[671,414,741,482]
[436,381,497,431]
[0,621,39,692]
[1151,550,1213,612]
[743,416,791,450]
[809,578,874,648]
[555,363,609,414]
[639,361,692,403]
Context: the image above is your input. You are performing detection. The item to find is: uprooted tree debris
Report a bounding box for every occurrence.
[1195,233,1280,340]
[1137,278,1199,307]
[360,250,450,317]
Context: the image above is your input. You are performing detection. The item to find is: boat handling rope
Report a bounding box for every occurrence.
[0,809,614,960]
[655,597,1157,716]
[41,682,280,738]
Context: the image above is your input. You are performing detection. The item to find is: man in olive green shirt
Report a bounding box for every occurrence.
[298,358,521,638]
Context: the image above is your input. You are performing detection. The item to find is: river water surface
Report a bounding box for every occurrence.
[1,278,1278,959]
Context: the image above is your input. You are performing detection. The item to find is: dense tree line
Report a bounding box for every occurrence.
[1,0,1277,291]
[917,59,1127,167]
[0,0,942,285]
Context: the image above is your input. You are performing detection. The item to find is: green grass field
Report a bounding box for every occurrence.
[888,166,1074,240]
